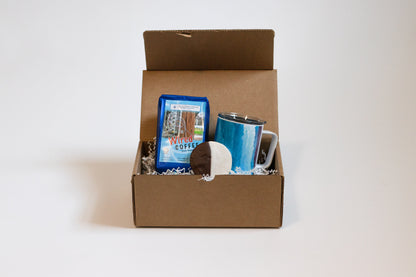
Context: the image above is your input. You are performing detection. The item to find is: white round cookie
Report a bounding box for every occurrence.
[210,142,232,176]
[190,141,232,176]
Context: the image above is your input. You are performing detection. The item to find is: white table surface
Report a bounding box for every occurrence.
[1,0,415,276]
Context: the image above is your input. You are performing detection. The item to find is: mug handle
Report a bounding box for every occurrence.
[255,130,278,169]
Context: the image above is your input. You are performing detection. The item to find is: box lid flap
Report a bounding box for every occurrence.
[144,29,274,70]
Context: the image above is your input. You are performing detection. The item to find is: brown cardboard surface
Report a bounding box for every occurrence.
[144,30,274,70]
[140,70,278,141]
[131,141,143,226]
[133,174,282,227]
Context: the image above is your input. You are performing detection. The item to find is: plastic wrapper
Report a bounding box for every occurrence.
[156,94,210,173]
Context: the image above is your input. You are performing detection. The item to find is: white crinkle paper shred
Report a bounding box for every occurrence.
[141,138,278,181]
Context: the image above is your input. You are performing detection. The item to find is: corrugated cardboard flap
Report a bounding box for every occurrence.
[144,29,274,70]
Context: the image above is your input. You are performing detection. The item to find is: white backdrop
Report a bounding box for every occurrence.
[1,0,415,276]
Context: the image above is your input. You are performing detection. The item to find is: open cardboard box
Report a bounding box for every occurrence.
[131,30,284,227]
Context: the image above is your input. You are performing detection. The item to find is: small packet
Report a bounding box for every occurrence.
[156,94,210,173]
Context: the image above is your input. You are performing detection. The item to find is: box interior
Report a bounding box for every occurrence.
[137,140,282,175]
[140,70,279,141]
[138,69,281,176]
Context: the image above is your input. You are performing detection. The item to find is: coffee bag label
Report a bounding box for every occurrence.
[159,100,207,164]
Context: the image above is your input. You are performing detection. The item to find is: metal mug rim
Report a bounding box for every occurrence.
[218,112,266,126]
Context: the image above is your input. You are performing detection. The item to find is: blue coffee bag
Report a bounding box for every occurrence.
[156,95,210,173]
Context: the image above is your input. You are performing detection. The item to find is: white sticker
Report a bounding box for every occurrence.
[171,104,200,112]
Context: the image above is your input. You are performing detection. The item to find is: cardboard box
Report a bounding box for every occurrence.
[131,29,284,227]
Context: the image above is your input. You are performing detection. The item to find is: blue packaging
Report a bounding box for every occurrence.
[156,94,210,173]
